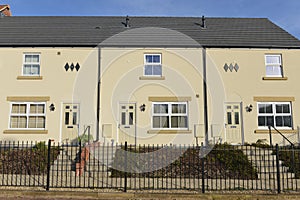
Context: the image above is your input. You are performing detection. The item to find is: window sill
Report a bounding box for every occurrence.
[147,130,192,134]
[3,130,48,134]
[262,77,288,81]
[254,129,296,134]
[17,76,43,80]
[139,76,165,80]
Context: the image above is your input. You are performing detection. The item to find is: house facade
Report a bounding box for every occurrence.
[0,16,299,145]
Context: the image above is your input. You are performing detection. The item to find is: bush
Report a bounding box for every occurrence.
[111,144,258,179]
[0,141,60,175]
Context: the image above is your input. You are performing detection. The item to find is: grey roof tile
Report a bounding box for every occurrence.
[0,16,299,48]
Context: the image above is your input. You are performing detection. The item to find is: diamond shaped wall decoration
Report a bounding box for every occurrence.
[70,63,75,71]
[223,63,229,72]
[229,63,234,72]
[75,63,80,71]
[234,63,239,72]
[64,63,69,71]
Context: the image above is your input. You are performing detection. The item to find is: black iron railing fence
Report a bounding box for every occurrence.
[0,140,299,193]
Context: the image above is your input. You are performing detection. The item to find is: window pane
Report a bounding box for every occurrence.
[28,116,36,128]
[19,116,27,128]
[235,112,239,124]
[161,116,169,128]
[31,55,39,63]
[153,116,169,128]
[144,65,152,75]
[259,104,272,114]
[30,104,44,114]
[258,116,265,126]
[121,112,126,125]
[153,116,160,128]
[171,116,187,128]
[154,104,168,114]
[37,116,45,128]
[73,112,77,125]
[283,116,292,127]
[267,116,274,126]
[171,116,179,128]
[19,104,27,114]
[276,104,290,114]
[10,116,18,128]
[65,112,69,125]
[227,112,232,125]
[31,65,40,75]
[275,116,283,127]
[30,104,37,113]
[172,104,186,114]
[258,116,274,127]
[25,54,39,63]
[145,55,153,63]
[276,116,292,127]
[266,66,282,77]
[23,65,32,75]
[12,104,26,114]
[129,112,133,125]
[37,104,45,114]
[153,65,162,75]
[266,55,280,64]
[25,55,32,62]
[153,55,160,63]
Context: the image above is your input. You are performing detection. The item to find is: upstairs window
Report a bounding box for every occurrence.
[23,53,40,76]
[257,102,292,129]
[265,55,283,77]
[144,54,162,76]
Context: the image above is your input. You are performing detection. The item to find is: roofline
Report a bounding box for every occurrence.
[202,45,300,49]
[0,44,300,49]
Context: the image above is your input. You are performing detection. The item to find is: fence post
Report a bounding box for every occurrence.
[201,143,205,193]
[124,141,128,192]
[46,139,52,191]
[275,144,281,193]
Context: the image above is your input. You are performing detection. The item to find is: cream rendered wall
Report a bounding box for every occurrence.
[206,48,300,144]
[0,47,98,142]
[100,48,204,145]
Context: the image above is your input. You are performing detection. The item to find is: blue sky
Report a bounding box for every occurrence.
[3,0,300,39]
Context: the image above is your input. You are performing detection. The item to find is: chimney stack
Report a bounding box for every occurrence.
[201,15,206,28]
[125,15,130,27]
[0,5,12,16]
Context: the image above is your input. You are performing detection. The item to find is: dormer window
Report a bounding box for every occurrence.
[144,54,162,76]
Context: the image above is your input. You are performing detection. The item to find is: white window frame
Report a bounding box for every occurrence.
[144,54,162,76]
[23,53,41,76]
[257,102,292,129]
[152,102,188,130]
[265,54,283,77]
[9,102,46,130]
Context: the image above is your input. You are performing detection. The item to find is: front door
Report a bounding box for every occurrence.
[118,103,136,144]
[225,103,242,144]
[61,103,80,143]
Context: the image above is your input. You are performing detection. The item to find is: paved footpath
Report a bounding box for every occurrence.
[0,188,300,200]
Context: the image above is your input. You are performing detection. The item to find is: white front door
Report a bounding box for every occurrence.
[118,103,136,144]
[225,103,243,144]
[61,103,80,143]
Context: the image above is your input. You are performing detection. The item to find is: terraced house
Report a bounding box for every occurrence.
[0,15,299,145]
